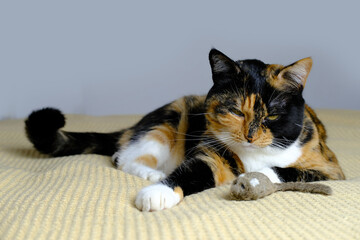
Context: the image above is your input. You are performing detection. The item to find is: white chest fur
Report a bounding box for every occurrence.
[231,140,302,173]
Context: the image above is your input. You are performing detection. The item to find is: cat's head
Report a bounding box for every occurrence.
[205,49,312,150]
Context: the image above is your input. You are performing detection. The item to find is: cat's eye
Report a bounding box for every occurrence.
[231,108,244,117]
[266,115,279,121]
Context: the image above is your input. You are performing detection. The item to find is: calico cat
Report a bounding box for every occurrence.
[25,49,345,211]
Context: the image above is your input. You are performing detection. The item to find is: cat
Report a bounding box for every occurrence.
[25,49,345,211]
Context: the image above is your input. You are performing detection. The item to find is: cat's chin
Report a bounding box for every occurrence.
[239,142,262,150]
[235,142,274,152]
[241,142,258,148]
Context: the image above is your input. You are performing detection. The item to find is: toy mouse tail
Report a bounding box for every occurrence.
[275,182,332,195]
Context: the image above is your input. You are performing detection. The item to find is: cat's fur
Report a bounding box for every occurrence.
[25,49,345,211]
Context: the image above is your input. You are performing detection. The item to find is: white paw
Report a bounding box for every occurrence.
[135,184,181,211]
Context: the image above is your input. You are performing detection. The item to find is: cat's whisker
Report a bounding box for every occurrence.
[270,142,287,149]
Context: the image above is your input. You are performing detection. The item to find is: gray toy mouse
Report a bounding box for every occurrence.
[230,172,332,201]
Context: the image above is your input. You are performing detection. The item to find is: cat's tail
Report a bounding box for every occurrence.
[25,108,124,157]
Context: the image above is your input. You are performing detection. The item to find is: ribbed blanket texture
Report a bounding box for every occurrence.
[0,110,359,239]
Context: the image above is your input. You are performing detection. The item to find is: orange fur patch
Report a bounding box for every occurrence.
[252,127,273,148]
[118,129,134,147]
[174,186,184,200]
[242,94,256,121]
[148,124,176,147]
[232,154,245,173]
[135,154,158,168]
[198,149,236,186]
[267,58,312,91]
[266,64,284,89]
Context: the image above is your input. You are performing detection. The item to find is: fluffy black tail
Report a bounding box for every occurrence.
[25,108,123,157]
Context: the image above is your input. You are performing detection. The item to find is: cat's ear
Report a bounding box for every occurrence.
[209,49,240,82]
[276,57,313,92]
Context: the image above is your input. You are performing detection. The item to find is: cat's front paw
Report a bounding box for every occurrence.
[135,184,181,211]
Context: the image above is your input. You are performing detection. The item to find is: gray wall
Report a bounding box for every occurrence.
[1,1,359,119]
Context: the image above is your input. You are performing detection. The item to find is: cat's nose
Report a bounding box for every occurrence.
[245,135,254,143]
[245,133,259,143]
[246,124,260,143]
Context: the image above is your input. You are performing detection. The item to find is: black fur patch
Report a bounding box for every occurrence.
[25,108,124,156]
[162,159,215,196]
[273,167,328,182]
[184,99,207,157]
[25,108,66,154]
[300,119,314,146]
[130,102,181,142]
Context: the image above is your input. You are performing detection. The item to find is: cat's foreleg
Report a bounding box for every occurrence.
[135,158,215,211]
[111,138,172,182]
[257,167,328,183]
[271,167,328,182]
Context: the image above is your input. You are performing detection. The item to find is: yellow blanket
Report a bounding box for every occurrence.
[1,110,359,240]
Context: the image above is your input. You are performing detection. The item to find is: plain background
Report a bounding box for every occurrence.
[1,1,359,120]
